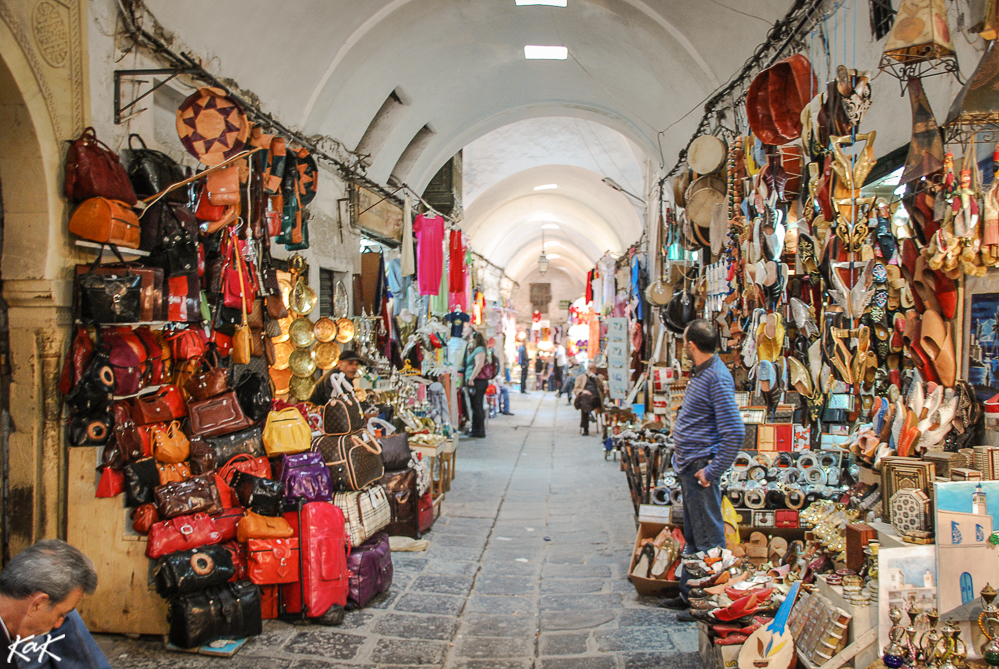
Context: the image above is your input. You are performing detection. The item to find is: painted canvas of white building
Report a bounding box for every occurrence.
[935,482,999,615]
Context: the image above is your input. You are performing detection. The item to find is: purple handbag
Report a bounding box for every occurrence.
[346,531,393,608]
[279,451,334,503]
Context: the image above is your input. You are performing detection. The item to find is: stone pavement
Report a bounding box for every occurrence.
[95,391,697,668]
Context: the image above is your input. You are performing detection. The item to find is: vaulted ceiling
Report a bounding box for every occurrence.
[145,0,793,285]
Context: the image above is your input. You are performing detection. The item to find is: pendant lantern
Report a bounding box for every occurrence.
[879,0,959,85]
[945,40,999,143]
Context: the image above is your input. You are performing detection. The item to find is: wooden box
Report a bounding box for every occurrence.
[951,467,983,481]
[67,448,168,635]
[628,522,679,597]
[775,424,794,452]
[845,523,876,573]
[880,457,934,524]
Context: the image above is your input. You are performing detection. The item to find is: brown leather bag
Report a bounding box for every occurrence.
[206,165,241,206]
[131,385,187,425]
[153,474,224,520]
[184,355,229,401]
[187,391,253,438]
[64,127,137,204]
[152,420,191,464]
[236,510,294,543]
[269,367,292,397]
[68,198,142,249]
[157,461,192,485]
[188,437,218,475]
[130,503,159,535]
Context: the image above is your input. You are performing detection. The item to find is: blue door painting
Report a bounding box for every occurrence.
[961,572,974,605]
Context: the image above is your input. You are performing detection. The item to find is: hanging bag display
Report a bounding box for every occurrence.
[315,431,383,492]
[64,127,137,205]
[120,134,187,202]
[231,230,253,365]
[206,165,241,205]
[262,407,312,456]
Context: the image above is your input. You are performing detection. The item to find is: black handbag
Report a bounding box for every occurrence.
[148,209,199,278]
[231,471,284,517]
[378,433,412,471]
[139,201,198,253]
[68,409,114,447]
[65,345,116,413]
[123,457,159,507]
[205,426,265,466]
[234,372,271,423]
[168,581,262,649]
[77,246,143,324]
[154,544,235,597]
[663,290,694,335]
[120,134,187,202]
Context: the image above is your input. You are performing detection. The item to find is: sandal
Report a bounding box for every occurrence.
[919,309,956,388]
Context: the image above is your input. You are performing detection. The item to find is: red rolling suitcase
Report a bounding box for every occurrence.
[280,501,349,619]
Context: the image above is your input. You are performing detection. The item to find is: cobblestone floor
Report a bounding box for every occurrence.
[95,391,697,668]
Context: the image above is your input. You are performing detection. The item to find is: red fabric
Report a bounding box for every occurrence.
[413,214,445,295]
[449,230,464,288]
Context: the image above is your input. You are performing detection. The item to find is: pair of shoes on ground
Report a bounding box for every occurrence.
[500,411,514,415]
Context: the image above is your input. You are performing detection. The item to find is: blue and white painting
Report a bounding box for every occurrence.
[934,481,999,617]
[969,293,999,401]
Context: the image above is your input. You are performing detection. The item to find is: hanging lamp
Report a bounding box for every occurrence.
[944,40,999,143]
[538,229,549,275]
[878,0,959,87]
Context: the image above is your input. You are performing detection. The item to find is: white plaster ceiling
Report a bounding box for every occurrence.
[143,0,793,190]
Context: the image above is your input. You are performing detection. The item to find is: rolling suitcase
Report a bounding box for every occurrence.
[280,500,349,620]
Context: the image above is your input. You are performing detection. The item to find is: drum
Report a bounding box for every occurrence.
[778,144,804,196]
[673,169,692,208]
[684,175,727,227]
[688,135,728,175]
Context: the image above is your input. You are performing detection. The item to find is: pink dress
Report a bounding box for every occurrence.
[414,214,445,296]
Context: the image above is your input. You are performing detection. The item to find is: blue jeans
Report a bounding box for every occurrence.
[499,386,510,413]
[677,456,726,602]
[16,610,111,669]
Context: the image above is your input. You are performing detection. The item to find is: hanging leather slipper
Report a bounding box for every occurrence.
[919,309,956,388]
[932,269,958,320]
[899,239,926,313]
[913,256,941,314]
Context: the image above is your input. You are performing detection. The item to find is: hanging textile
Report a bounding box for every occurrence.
[599,256,616,311]
[414,213,445,295]
[585,270,594,304]
[449,230,465,287]
[430,249,450,314]
[631,257,644,321]
[401,195,416,277]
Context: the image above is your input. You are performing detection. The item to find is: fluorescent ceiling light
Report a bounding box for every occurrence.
[524,45,568,60]
[546,254,561,259]
[534,184,558,191]
[516,0,567,5]
[541,223,560,229]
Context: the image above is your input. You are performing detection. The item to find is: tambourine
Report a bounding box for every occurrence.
[733,451,753,472]
[803,467,827,485]
[798,453,819,470]
[745,489,766,510]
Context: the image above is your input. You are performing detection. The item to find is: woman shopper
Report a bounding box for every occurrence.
[465,332,489,438]
[573,367,604,436]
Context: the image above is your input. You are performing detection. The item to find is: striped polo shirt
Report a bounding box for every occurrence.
[671,354,745,481]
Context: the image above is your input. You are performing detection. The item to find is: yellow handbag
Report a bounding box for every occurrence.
[262,407,312,456]
[153,420,191,464]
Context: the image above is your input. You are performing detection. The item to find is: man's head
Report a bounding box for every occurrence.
[0,540,97,637]
[684,319,718,359]
[336,350,366,379]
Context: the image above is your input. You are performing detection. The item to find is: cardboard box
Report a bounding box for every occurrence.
[628,521,679,597]
[638,504,672,524]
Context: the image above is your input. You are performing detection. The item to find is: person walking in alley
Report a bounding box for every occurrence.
[518,342,529,394]
[552,342,567,395]
[573,366,604,436]
[660,320,745,615]
[465,332,490,438]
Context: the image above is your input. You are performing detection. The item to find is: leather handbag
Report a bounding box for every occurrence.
[120,134,187,202]
[167,581,262,649]
[346,532,393,608]
[213,506,244,543]
[76,263,163,324]
[269,367,293,397]
[123,457,159,508]
[332,485,391,547]
[418,491,435,533]
[157,461,192,485]
[66,343,115,413]
[101,327,147,396]
[207,165,241,205]
[235,372,271,423]
[188,391,253,438]
[322,374,363,435]
[184,355,229,401]
[195,185,227,222]
[262,408,312,456]
[111,401,144,464]
[222,541,248,582]
[131,385,187,424]
[316,432,384,492]
[95,466,124,497]
[146,512,223,559]
[247,538,300,585]
[130,503,159,535]
[155,544,235,598]
[166,328,208,361]
[260,585,279,620]
[69,410,114,447]
[279,451,334,503]
[231,471,284,517]
[378,433,412,472]
[279,502,349,618]
[152,420,191,463]
[206,427,266,467]
[140,201,198,253]
[236,510,294,543]
[188,437,217,475]
[153,474,224,520]
[134,326,165,384]
[59,326,95,395]
[215,452,272,508]
[69,198,141,249]
[64,127,137,204]
[380,468,419,539]
[77,261,143,325]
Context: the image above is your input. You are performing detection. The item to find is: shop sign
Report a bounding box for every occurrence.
[354,185,403,241]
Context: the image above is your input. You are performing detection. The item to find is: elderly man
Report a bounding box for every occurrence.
[660,320,745,615]
[0,539,108,669]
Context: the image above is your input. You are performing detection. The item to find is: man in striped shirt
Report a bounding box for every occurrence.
[661,320,745,612]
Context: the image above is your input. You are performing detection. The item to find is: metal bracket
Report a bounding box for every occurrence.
[113,68,196,124]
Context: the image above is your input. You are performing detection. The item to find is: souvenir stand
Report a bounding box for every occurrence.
[59,82,452,652]
[623,2,999,666]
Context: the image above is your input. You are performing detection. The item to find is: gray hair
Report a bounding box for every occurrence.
[0,540,97,602]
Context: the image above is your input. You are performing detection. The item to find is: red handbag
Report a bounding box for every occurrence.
[95,467,125,498]
[59,327,95,395]
[222,235,258,309]
[247,538,300,585]
[195,187,227,222]
[64,127,137,205]
[213,506,245,542]
[130,385,187,425]
[187,391,253,438]
[260,584,280,620]
[134,326,164,386]
[102,327,147,396]
[130,503,159,534]
[166,328,208,361]
[216,454,272,508]
[145,513,223,559]
[222,541,248,581]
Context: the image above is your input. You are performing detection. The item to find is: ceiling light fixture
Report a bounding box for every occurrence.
[534,184,558,191]
[546,254,561,259]
[516,0,567,5]
[538,229,549,275]
[524,45,568,60]
[541,223,560,229]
